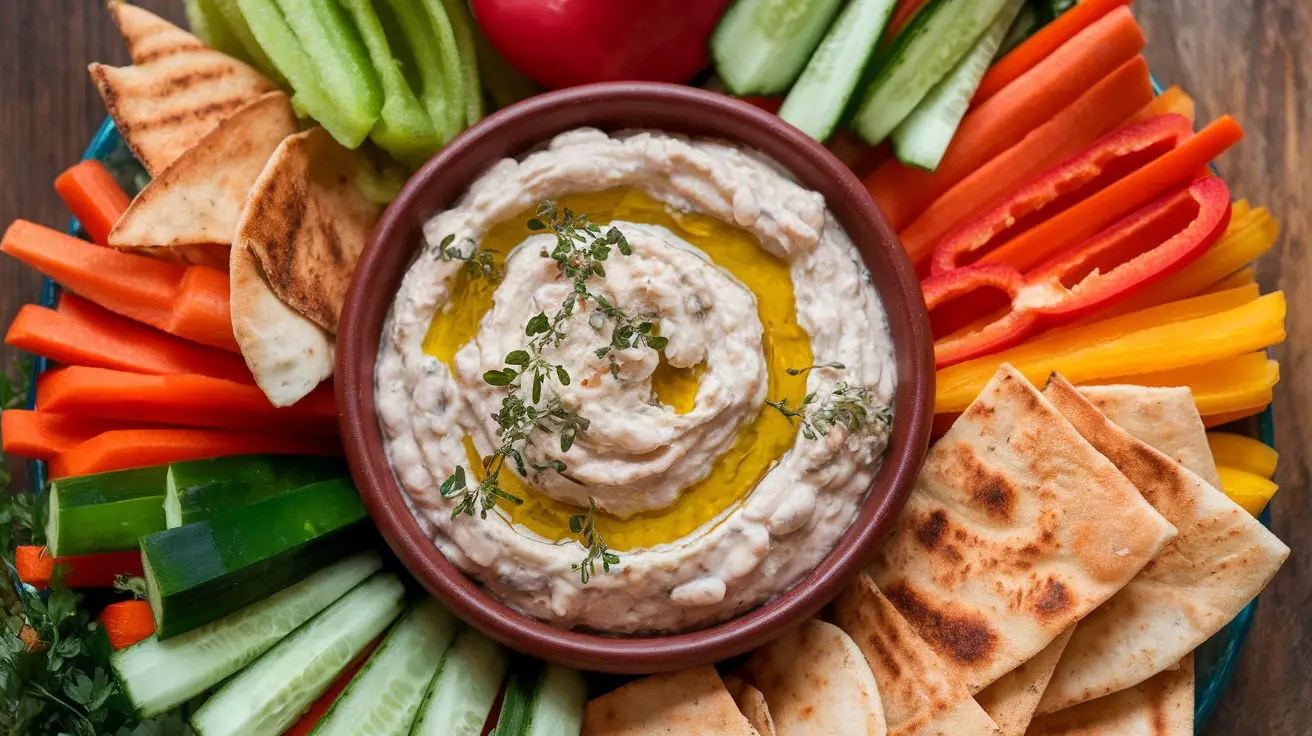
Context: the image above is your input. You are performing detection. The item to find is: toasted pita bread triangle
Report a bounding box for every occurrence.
[239,127,381,334]
[1025,655,1193,736]
[581,666,758,735]
[722,677,776,736]
[975,627,1073,736]
[109,91,298,268]
[1032,378,1288,714]
[868,364,1177,694]
[90,3,276,176]
[229,239,334,407]
[1078,385,1221,487]
[744,618,886,735]
[836,575,1002,736]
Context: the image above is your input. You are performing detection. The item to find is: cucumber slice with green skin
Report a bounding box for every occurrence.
[851,0,1011,145]
[311,598,459,735]
[190,572,407,736]
[891,0,1026,170]
[376,0,463,145]
[143,478,369,639]
[111,551,382,719]
[185,0,250,62]
[416,0,469,140]
[711,0,848,96]
[995,3,1038,59]
[165,454,347,527]
[440,0,485,128]
[272,0,382,142]
[45,466,167,556]
[777,0,898,141]
[493,662,587,736]
[211,0,288,84]
[410,627,510,736]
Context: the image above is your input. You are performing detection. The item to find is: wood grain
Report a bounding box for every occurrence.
[0,1,1307,731]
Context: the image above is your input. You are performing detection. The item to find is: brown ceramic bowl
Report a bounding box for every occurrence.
[337,82,933,674]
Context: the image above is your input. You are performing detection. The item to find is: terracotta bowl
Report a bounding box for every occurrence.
[337,82,934,674]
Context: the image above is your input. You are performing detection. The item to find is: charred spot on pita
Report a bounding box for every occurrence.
[914,509,950,551]
[884,582,999,666]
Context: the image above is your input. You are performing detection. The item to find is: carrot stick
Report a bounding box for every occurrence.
[1126,86,1196,127]
[35,366,337,433]
[867,7,1146,230]
[898,56,1152,264]
[974,0,1133,106]
[49,428,343,478]
[6,296,250,382]
[980,115,1245,271]
[1,410,147,461]
[0,220,238,353]
[15,546,145,588]
[54,160,131,247]
[282,637,383,736]
[100,601,156,650]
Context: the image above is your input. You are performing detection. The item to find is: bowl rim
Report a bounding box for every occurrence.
[336,81,935,674]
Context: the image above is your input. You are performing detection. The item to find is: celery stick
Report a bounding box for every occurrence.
[274,0,382,144]
[212,0,288,84]
[377,0,462,144]
[440,0,484,127]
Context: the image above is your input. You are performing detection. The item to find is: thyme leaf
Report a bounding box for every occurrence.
[767,376,891,441]
[569,499,620,584]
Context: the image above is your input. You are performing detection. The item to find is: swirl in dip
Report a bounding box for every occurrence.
[376,129,896,634]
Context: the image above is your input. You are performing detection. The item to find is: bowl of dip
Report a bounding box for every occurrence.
[337,82,933,673]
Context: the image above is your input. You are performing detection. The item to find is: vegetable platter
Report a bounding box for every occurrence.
[0,0,1292,735]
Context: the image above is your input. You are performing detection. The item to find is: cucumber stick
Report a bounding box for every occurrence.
[777,0,898,141]
[494,663,587,736]
[190,572,406,736]
[165,454,347,527]
[996,3,1038,59]
[111,551,382,719]
[143,478,368,639]
[310,598,459,735]
[45,466,167,557]
[711,0,847,96]
[891,0,1026,170]
[411,627,510,736]
[851,0,1011,144]
[211,0,288,84]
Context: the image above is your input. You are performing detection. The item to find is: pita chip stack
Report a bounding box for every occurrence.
[108,91,298,268]
[581,666,758,736]
[1025,656,1194,736]
[1032,378,1288,714]
[743,618,886,736]
[867,364,1178,695]
[238,127,382,335]
[90,2,277,176]
[836,575,1002,736]
[1078,386,1221,487]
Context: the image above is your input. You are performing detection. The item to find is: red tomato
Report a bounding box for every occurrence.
[471,0,734,89]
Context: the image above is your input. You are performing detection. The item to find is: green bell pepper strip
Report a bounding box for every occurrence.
[377,0,463,144]
[338,0,442,162]
[211,0,288,85]
[440,0,485,127]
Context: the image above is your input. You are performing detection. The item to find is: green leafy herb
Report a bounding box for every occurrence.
[767,377,891,441]
[785,361,845,376]
[568,499,619,584]
[436,233,498,280]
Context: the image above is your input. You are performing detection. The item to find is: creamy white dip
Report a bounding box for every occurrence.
[376,129,896,633]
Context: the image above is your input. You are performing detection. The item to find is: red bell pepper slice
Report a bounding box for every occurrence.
[930,114,1195,277]
[924,177,1232,369]
[1020,177,1232,322]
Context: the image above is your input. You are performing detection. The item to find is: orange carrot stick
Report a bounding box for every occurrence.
[35,366,337,433]
[6,296,251,382]
[282,638,383,736]
[898,56,1153,264]
[981,115,1244,271]
[15,546,145,588]
[1126,86,1196,127]
[974,0,1133,106]
[0,220,238,352]
[54,160,131,247]
[49,428,343,478]
[867,7,1146,230]
[0,410,148,461]
[100,601,156,650]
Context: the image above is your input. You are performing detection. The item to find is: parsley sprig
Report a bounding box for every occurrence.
[767,364,891,441]
[569,500,619,584]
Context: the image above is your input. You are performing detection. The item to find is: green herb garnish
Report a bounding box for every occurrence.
[569,499,619,584]
[436,233,498,280]
[767,375,891,441]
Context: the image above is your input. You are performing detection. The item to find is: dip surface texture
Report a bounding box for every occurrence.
[376,129,896,633]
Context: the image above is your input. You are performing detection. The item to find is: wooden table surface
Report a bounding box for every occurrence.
[1,1,1308,732]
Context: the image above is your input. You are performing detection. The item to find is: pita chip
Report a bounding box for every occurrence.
[581,666,758,736]
[109,91,298,268]
[90,3,277,176]
[975,627,1074,736]
[1033,378,1288,714]
[1077,385,1221,487]
[239,127,382,334]
[868,364,1177,694]
[835,575,1002,736]
[744,619,886,736]
[1025,656,1194,736]
[723,677,777,736]
[229,239,334,407]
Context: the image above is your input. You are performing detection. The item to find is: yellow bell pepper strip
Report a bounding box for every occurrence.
[1083,352,1279,417]
[338,0,442,162]
[1216,466,1279,517]
[1204,405,1267,428]
[1204,266,1257,294]
[1209,432,1279,479]
[935,288,1285,413]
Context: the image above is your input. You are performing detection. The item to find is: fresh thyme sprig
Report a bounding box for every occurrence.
[569,499,619,584]
[436,233,498,280]
[767,375,891,441]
